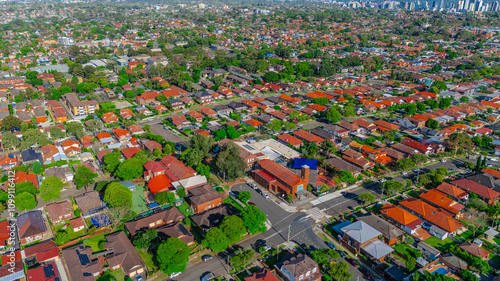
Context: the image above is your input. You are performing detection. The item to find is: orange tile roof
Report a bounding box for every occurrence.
[277,133,303,146]
[380,203,420,226]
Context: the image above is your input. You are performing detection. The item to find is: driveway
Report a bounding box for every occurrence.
[149,123,185,144]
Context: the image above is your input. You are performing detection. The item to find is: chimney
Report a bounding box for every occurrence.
[301,165,310,184]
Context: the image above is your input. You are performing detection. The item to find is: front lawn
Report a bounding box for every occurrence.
[424,236,458,252]
[83,233,107,253]
[137,248,158,273]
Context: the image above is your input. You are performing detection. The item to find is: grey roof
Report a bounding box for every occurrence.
[485,227,499,238]
[341,220,381,243]
[17,210,47,239]
[439,253,467,270]
[361,239,394,259]
[357,213,404,241]
[332,221,352,235]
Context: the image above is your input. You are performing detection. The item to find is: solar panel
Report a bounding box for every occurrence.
[55,278,60,281]
[44,267,51,277]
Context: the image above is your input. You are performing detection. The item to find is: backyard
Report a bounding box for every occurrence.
[54,223,86,245]
[83,233,107,253]
[96,269,126,281]
[424,236,458,252]
[131,182,148,214]
[177,202,193,217]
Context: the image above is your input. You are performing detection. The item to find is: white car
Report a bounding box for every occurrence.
[401,172,408,175]
[379,179,386,183]
[169,272,181,278]
[263,193,270,199]
[441,159,447,163]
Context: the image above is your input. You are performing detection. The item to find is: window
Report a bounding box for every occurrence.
[299,274,304,280]
[312,267,317,273]
[306,271,310,277]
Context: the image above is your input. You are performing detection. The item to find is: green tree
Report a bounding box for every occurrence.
[103,182,133,208]
[39,176,64,202]
[73,165,98,189]
[358,192,376,204]
[263,71,279,82]
[15,192,37,211]
[426,118,439,129]
[156,237,190,274]
[65,122,85,139]
[155,192,176,205]
[49,127,66,139]
[195,163,211,178]
[115,157,147,180]
[240,205,267,234]
[406,256,416,272]
[238,191,251,203]
[134,229,158,250]
[215,142,246,181]
[0,116,22,131]
[202,227,228,252]
[329,262,353,281]
[176,186,186,199]
[103,152,121,173]
[2,131,20,150]
[227,125,240,139]
[32,161,42,174]
[411,153,427,165]
[310,249,340,267]
[326,107,342,123]
[220,215,246,244]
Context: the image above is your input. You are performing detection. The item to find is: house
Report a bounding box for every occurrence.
[136,91,160,105]
[71,217,85,232]
[417,241,442,260]
[420,189,465,218]
[45,201,74,224]
[252,159,309,198]
[113,128,131,142]
[157,222,195,246]
[63,244,104,280]
[357,213,404,246]
[74,191,106,217]
[103,232,146,277]
[193,92,214,104]
[436,182,469,202]
[191,204,240,231]
[187,110,204,122]
[0,220,13,252]
[141,140,162,153]
[147,174,174,193]
[0,153,18,169]
[61,139,82,156]
[26,261,60,281]
[439,253,468,273]
[276,254,322,281]
[459,242,489,259]
[188,184,223,214]
[33,107,47,123]
[102,112,119,124]
[21,149,42,163]
[170,115,191,129]
[167,99,185,111]
[96,132,115,144]
[293,129,324,145]
[128,124,145,135]
[122,146,141,159]
[40,145,65,165]
[160,155,197,181]
[451,178,500,205]
[17,210,47,245]
[0,261,24,281]
[219,139,259,169]
[125,207,184,237]
[277,133,303,148]
[324,156,362,176]
[398,198,464,239]
[119,108,134,119]
[198,107,217,118]
[245,269,280,281]
[380,203,422,234]
[340,220,394,262]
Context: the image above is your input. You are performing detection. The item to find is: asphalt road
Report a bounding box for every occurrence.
[175,183,367,281]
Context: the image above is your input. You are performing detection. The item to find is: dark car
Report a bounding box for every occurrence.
[255,239,266,248]
[337,250,346,258]
[202,255,213,262]
[256,189,263,195]
[248,202,256,206]
[326,242,336,250]
[201,271,215,281]
[360,269,372,279]
[347,258,358,267]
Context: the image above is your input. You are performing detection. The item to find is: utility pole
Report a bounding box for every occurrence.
[287,225,291,243]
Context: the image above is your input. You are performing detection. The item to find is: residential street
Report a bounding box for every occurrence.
[175,183,367,281]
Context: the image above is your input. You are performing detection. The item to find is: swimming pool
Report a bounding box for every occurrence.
[432,267,450,275]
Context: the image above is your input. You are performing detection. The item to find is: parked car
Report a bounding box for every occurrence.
[379,179,386,183]
[262,193,270,199]
[401,172,408,176]
[255,239,266,248]
[337,250,346,258]
[326,242,336,250]
[169,272,181,278]
[202,255,213,262]
[248,202,256,206]
[347,258,358,267]
[256,189,263,195]
[229,191,238,197]
[201,272,215,281]
[250,183,257,189]
[441,159,447,163]
[360,269,372,279]
[137,275,143,281]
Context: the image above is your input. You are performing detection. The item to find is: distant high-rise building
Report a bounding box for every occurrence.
[476,0,483,11]
[458,0,465,9]
[464,0,470,10]
[492,1,500,11]
[439,0,444,10]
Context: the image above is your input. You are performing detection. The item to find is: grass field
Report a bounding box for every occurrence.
[424,236,458,252]
[177,202,192,217]
[54,223,85,245]
[131,182,148,214]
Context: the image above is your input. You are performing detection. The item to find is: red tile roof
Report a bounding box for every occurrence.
[399,198,463,233]
[148,175,173,193]
[121,147,141,159]
[380,203,421,226]
[451,178,500,202]
[258,159,305,188]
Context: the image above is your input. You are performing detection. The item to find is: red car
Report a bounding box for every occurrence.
[360,269,371,279]
[347,258,358,267]
[248,202,256,206]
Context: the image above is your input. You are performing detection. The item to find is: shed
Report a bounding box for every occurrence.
[120,181,136,192]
